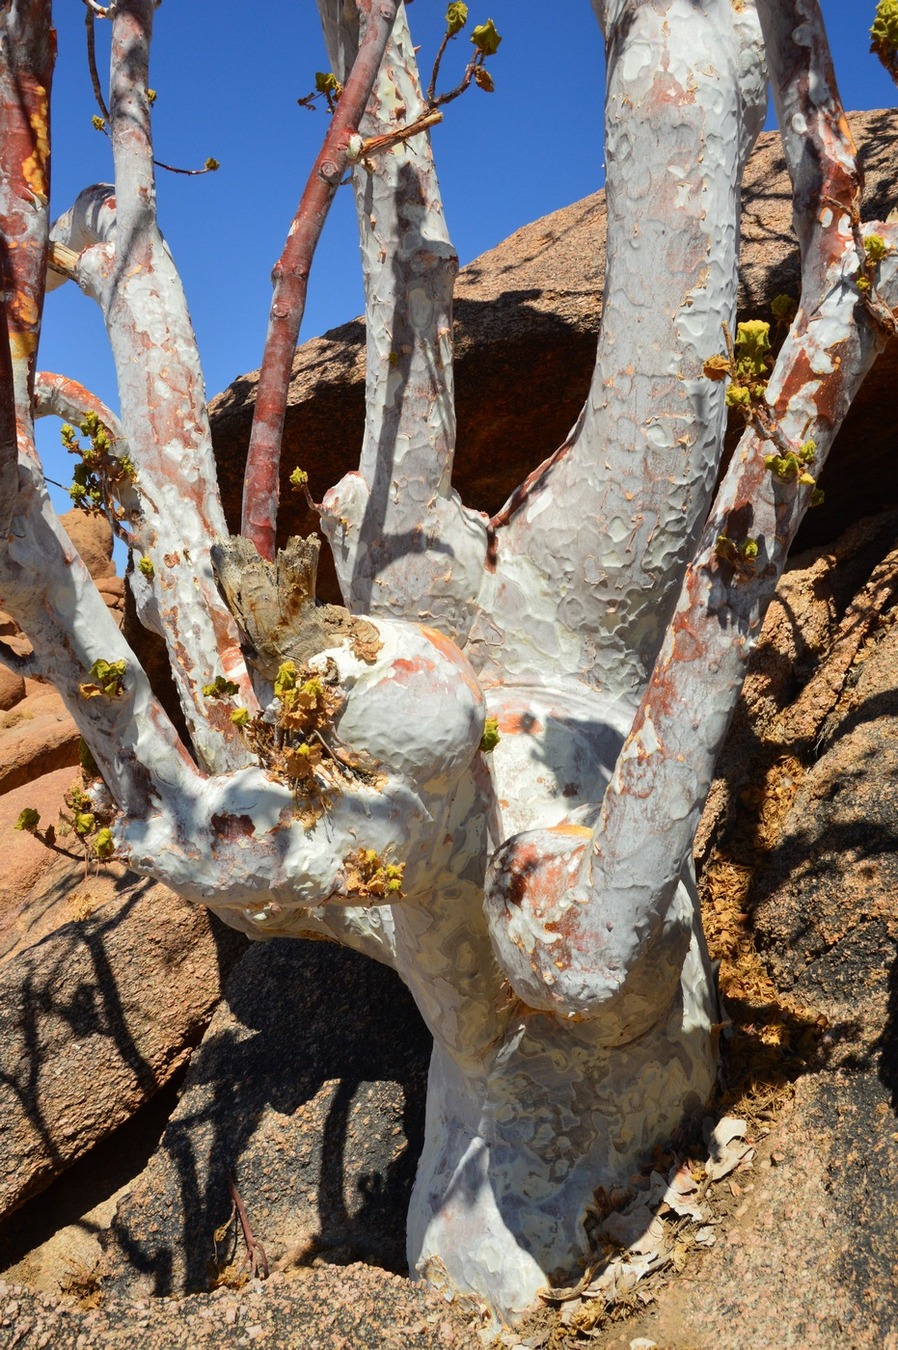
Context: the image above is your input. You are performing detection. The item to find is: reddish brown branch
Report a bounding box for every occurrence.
[241,0,400,561]
[0,296,18,537]
[0,0,55,423]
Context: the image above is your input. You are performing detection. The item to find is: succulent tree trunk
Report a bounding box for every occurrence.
[1,0,896,1324]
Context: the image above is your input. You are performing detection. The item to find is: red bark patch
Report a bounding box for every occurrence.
[211,812,255,841]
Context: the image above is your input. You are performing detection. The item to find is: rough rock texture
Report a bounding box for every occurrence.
[0,873,245,1220]
[0,510,246,1228]
[209,109,898,605]
[0,511,123,823]
[664,512,898,1348]
[0,1266,478,1348]
[106,939,432,1298]
[5,115,898,1348]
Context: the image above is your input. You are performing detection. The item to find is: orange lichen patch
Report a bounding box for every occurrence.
[419,625,482,695]
[22,91,50,201]
[737,753,805,852]
[9,330,37,360]
[388,656,430,680]
[836,109,857,156]
[547,823,592,839]
[497,711,544,736]
[11,291,39,329]
[702,852,825,1118]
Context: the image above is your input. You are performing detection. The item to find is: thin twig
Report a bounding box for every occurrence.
[426,30,452,105]
[84,1,110,122]
[429,59,477,110]
[227,1174,269,1280]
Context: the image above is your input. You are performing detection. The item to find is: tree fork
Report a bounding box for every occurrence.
[242,0,401,561]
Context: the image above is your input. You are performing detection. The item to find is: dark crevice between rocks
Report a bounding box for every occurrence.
[0,1065,187,1276]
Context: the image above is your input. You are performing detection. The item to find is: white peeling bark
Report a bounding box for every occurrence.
[53,1,257,773]
[4,0,892,1328]
[317,2,489,641]
[467,0,767,705]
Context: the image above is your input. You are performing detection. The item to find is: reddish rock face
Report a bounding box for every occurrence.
[0,509,245,1227]
[209,111,898,603]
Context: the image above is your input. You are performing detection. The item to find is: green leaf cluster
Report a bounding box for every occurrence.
[94,828,115,860]
[714,535,759,571]
[61,414,133,514]
[79,658,127,700]
[871,0,898,83]
[771,293,797,326]
[764,439,817,487]
[202,675,241,699]
[865,233,890,264]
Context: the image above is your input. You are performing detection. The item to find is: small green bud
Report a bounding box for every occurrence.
[741,538,759,561]
[94,827,115,860]
[446,2,468,35]
[80,658,127,699]
[230,707,251,727]
[315,71,340,94]
[204,157,220,172]
[15,808,40,833]
[471,18,502,55]
[274,661,298,698]
[725,385,751,408]
[91,115,106,132]
[138,555,155,578]
[480,716,500,753]
[735,319,771,349]
[202,676,240,699]
[865,233,889,263]
[289,467,309,489]
[771,293,797,325]
[147,88,157,104]
[74,811,96,838]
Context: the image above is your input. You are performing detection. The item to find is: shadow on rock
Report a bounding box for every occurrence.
[106,939,432,1297]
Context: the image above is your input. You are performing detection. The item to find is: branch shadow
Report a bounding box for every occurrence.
[108,938,432,1295]
[0,873,244,1218]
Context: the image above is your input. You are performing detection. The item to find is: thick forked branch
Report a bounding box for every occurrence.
[34,370,126,444]
[242,0,400,561]
[486,0,893,1018]
[65,1,258,772]
[317,2,488,639]
[468,0,767,700]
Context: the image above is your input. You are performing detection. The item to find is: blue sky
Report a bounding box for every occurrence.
[36,2,897,518]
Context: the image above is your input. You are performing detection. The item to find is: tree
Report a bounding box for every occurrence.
[1,0,896,1324]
